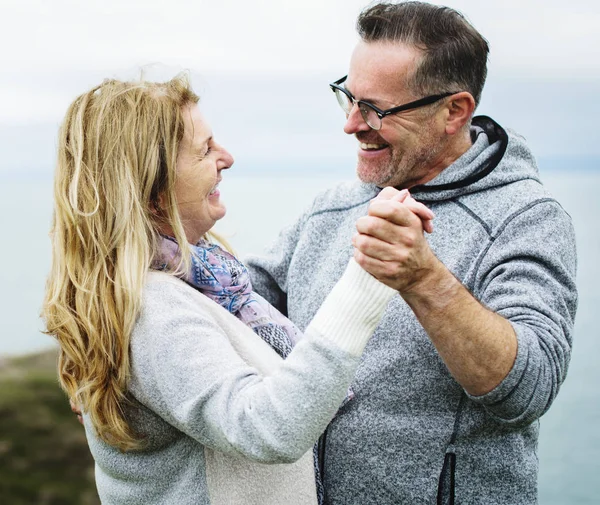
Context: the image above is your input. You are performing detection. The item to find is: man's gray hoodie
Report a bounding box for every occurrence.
[246,116,578,505]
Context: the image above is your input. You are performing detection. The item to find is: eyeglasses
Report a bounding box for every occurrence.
[329,75,459,131]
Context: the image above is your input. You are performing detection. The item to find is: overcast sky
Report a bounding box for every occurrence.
[1,0,598,171]
[2,0,599,120]
[3,0,599,74]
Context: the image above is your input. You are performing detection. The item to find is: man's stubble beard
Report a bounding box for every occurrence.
[356,154,398,188]
[357,137,443,189]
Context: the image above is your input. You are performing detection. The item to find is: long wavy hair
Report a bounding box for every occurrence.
[43,74,200,450]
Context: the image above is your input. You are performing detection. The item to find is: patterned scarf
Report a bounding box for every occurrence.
[153,236,302,358]
[153,236,342,504]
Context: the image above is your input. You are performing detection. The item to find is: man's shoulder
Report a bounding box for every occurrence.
[455,177,571,245]
[307,179,377,217]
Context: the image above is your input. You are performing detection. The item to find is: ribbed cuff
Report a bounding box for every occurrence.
[307,259,397,356]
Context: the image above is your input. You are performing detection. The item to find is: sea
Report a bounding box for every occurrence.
[1,168,598,504]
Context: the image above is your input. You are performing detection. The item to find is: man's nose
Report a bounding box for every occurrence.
[343,104,371,135]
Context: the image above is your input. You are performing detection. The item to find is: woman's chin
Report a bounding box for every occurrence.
[212,203,227,222]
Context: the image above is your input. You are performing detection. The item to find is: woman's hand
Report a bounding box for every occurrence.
[352,188,440,293]
[373,187,434,233]
[70,399,83,425]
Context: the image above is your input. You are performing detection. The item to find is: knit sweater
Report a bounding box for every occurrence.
[246,116,578,504]
[83,259,396,505]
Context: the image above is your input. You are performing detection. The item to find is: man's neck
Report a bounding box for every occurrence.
[407,129,474,189]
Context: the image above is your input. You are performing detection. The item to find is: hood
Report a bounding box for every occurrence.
[408,116,541,202]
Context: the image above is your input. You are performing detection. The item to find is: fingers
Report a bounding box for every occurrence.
[370,189,435,233]
[352,230,407,262]
[402,194,434,219]
[70,399,84,425]
[367,199,423,228]
[355,214,422,249]
[69,398,79,414]
[356,189,437,292]
[353,246,406,285]
[354,247,382,273]
[402,196,434,233]
[356,215,395,242]
[374,187,408,202]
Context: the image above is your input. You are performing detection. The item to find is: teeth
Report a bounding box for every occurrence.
[210,183,219,195]
[360,142,386,150]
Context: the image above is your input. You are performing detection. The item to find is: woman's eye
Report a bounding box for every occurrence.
[196,147,211,162]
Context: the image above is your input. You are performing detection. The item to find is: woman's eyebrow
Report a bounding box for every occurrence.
[193,135,213,155]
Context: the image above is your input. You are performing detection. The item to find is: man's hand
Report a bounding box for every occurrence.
[353,187,440,293]
[353,187,517,396]
[374,187,434,233]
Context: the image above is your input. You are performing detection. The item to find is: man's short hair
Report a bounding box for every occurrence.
[357,1,489,106]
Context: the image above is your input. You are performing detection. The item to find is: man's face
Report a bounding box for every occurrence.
[343,41,449,189]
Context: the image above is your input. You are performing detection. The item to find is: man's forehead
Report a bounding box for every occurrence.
[351,39,422,65]
[347,41,421,101]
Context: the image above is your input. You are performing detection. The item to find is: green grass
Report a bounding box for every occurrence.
[0,348,100,505]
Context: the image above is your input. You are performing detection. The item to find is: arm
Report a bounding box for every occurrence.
[130,260,396,463]
[354,194,576,422]
[245,189,433,311]
[244,211,310,313]
[403,260,517,396]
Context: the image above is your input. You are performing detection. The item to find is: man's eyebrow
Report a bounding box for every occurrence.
[344,82,382,106]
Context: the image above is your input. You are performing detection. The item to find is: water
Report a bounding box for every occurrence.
[1,170,598,504]
[0,173,353,358]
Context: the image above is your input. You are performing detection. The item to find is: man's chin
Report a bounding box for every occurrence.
[356,161,394,187]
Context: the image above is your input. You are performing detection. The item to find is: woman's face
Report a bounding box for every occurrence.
[173,104,234,244]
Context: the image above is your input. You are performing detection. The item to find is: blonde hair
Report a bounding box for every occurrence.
[43,74,200,450]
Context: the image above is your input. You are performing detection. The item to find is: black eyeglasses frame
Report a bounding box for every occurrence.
[329,75,460,129]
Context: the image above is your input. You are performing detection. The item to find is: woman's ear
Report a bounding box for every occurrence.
[151,196,162,216]
[445,92,476,135]
[151,193,168,221]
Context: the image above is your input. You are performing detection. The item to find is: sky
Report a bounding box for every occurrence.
[1,0,599,174]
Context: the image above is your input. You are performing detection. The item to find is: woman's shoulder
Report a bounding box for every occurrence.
[137,271,248,340]
[135,271,279,370]
[143,271,210,309]
[134,271,218,342]
[145,270,193,292]
[131,272,229,366]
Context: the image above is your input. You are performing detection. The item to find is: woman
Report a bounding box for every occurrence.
[42,74,398,505]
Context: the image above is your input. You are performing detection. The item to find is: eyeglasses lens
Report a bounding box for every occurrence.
[333,87,382,130]
[359,103,381,130]
[335,88,352,114]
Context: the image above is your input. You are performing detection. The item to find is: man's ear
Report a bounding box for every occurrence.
[445,92,476,135]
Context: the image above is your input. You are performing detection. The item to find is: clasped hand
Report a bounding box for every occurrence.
[352,187,440,294]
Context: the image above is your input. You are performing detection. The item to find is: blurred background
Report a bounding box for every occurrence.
[0,0,598,503]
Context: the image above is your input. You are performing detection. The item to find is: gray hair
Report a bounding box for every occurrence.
[357,1,489,106]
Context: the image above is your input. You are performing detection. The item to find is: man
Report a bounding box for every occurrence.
[246,2,577,504]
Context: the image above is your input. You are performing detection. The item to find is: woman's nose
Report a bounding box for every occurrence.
[217,145,234,170]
